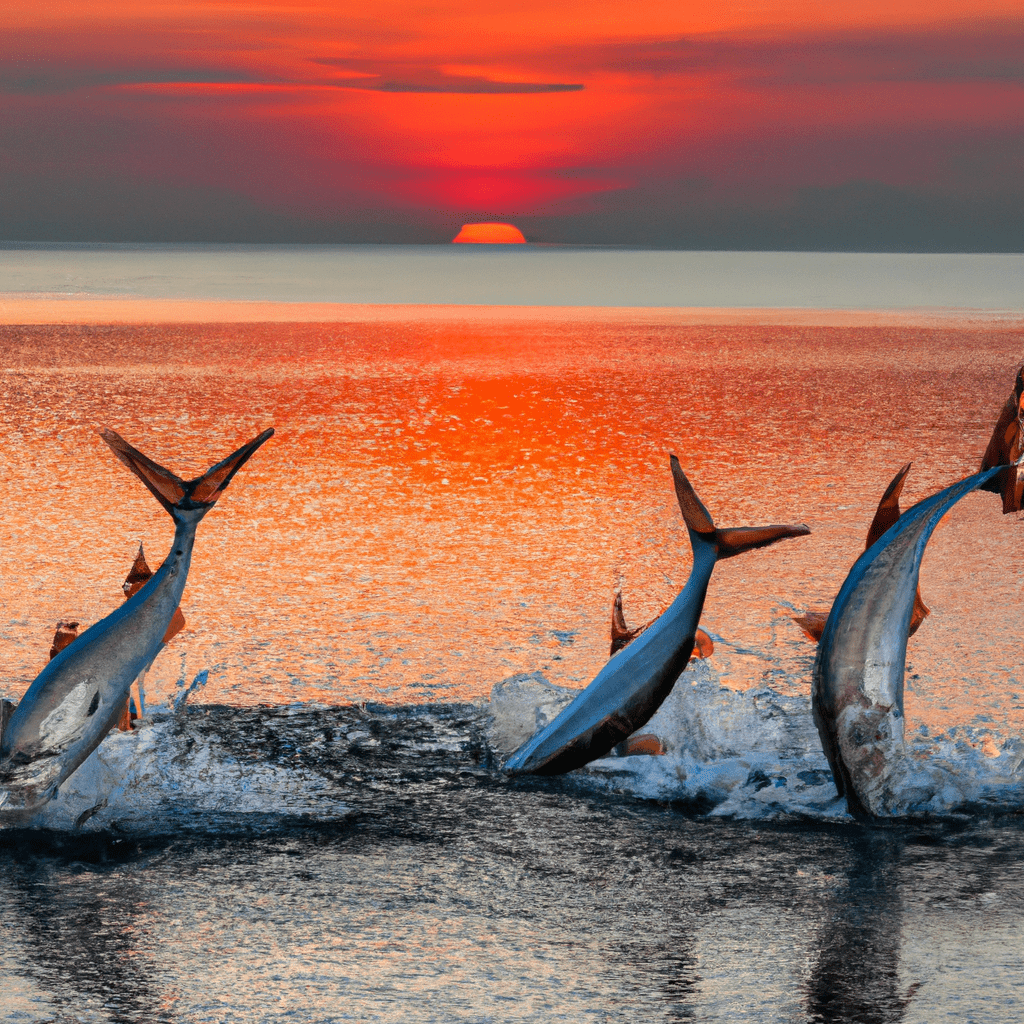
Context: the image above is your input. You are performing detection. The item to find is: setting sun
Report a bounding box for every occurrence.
[452,223,527,244]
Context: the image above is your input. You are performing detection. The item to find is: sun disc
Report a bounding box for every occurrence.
[452,223,526,244]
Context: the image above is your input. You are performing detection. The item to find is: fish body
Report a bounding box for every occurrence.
[793,464,929,644]
[0,427,272,812]
[504,457,809,776]
[811,466,1001,819]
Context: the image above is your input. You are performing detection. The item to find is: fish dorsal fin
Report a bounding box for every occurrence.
[669,455,715,535]
[610,591,629,640]
[865,463,911,548]
[99,428,187,514]
[122,543,153,598]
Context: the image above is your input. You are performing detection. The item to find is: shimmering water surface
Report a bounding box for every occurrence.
[4,705,1024,1024]
[0,316,1021,735]
[1,309,1023,1021]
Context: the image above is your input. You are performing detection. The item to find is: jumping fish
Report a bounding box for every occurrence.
[0,426,273,812]
[503,456,810,776]
[980,366,1024,513]
[811,465,1002,820]
[793,464,930,643]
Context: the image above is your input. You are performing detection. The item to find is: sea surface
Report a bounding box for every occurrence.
[1,246,1023,1021]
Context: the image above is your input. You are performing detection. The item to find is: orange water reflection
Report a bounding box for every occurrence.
[0,318,1021,743]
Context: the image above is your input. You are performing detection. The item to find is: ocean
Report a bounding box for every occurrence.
[1,245,1023,1022]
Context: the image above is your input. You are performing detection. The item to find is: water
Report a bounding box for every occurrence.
[3,706,1024,1023]
[3,243,1024,309]
[1,248,1024,1020]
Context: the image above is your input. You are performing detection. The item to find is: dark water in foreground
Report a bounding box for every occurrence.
[3,705,1024,1024]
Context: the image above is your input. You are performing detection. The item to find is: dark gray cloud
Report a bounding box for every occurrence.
[3,160,1022,251]
[352,76,582,94]
[571,23,1024,88]
[310,58,582,93]
[0,67,271,95]
[517,175,1024,253]
[0,60,582,97]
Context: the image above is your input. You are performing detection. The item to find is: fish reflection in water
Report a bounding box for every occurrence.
[4,849,166,1023]
[804,831,916,1024]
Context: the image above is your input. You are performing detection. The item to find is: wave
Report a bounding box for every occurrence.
[4,658,1024,832]
[488,660,1024,819]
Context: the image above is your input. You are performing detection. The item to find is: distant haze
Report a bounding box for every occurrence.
[2,245,1023,309]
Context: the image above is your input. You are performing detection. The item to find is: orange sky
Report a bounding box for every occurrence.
[2,1,1022,247]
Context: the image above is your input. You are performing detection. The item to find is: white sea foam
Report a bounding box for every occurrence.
[1,710,351,831]
[488,661,1024,819]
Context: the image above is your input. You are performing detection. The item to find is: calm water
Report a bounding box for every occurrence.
[3,243,1024,308]
[1,303,1023,1021]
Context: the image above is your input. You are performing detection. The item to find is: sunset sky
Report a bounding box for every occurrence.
[3,0,1022,249]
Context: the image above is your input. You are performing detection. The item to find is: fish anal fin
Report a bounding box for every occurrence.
[865,463,911,548]
[715,523,810,560]
[692,628,714,659]
[908,590,930,636]
[163,607,186,644]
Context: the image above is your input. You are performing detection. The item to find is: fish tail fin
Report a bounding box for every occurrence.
[669,455,716,535]
[668,454,810,557]
[99,427,274,516]
[714,523,811,559]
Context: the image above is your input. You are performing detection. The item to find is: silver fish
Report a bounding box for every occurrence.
[504,456,810,775]
[811,466,1002,820]
[0,426,273,813]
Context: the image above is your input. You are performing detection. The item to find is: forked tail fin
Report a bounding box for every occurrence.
[99,427,274,516]
[669,454,810,559]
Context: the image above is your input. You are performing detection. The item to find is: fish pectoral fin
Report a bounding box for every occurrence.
[714,523,811,559]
